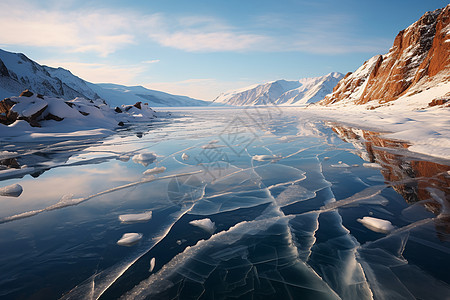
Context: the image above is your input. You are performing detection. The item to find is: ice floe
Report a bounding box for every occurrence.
[189,218,216,234]
[143,166,166,176]
[132,152,157,166]
[149,258,156,272]
[0,183,23,197]
[117,233,143,246]
[357,216,395,233]
[363,162,383,169]
[119,211,152,223]
[181,153,189,160]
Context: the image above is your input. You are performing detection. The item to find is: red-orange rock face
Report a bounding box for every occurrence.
[321,5,450,106]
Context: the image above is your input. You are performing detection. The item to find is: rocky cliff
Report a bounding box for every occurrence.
[320,5,450,108]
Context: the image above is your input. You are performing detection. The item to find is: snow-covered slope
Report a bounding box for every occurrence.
[89,83,209,107]
[213,72,343,106]
[0,49,208,107]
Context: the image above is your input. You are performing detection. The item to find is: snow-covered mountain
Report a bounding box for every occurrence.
[0,49,208,107]
[213,72,343,106]
[319,5,450,109]
[89,83,208,107]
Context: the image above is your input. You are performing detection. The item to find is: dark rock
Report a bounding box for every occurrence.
[19,89,33,97]
[0,59,9,77]
[17,104,48,127]
[428,98,449,107]
[114,106,123,113]
[0,98,16,114]
[133,102,142,109]
[79,111,89,116]
[37,94,44,99]
[118,121,124,126]
[65,102,75,108]
[0,158,20,169]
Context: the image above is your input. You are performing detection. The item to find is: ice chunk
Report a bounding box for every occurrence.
[189,218,216,234]
[149,257,156,272]
[363,162,383,169]
[330,161,351,168]
[252,154,280,161]
[132,152,157,166]
[0,183,23,197]
[357,216,395,233]
[181,153,189,160]
[143,166,166,176]
[117,233,143,246]
[119,211,152,223]
[117,155,130,162]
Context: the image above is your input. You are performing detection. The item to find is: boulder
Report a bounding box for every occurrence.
[133,102,142,109]
[19,89,34,97]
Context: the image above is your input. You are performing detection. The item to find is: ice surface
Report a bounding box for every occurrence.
[1,108,449,300]
[119,211,152,223]
[117,233,143,246]
[358,216,395,233]
[0,183,23,197]
[189,218,216,234]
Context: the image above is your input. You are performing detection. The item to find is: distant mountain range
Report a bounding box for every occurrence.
[319,5,450,109]
[213,72,344,106]
[0,49,208,107]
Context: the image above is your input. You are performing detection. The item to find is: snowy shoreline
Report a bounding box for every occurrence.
[302,105,450,161]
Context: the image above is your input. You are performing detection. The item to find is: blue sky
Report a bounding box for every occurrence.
[0,0,448,100]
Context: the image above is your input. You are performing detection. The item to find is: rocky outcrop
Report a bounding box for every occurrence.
[0,90,158,128]
[320,5,450,107]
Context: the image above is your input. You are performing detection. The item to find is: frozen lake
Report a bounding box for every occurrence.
[0,107,449,299]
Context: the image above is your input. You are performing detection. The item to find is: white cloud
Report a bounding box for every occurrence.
[40,60,146,85]
[0,0,389,56]
[142,60,160,64]
[0,0,138,56]
[149,31,270,52]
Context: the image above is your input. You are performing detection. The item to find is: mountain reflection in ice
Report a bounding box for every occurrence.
[0,108,449,299]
